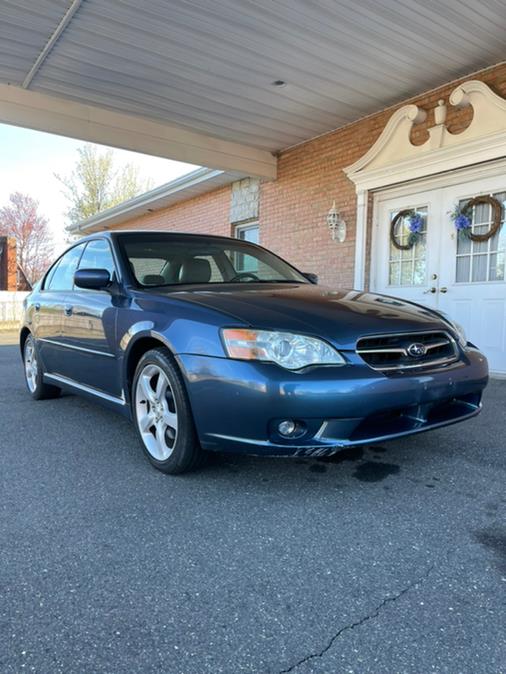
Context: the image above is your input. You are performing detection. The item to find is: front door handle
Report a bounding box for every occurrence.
[440,287,448,294]
[34,303,40,311]
[64,305,73,316]
[423,287,437,294]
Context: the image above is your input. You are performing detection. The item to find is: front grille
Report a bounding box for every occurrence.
[356,331,459,372]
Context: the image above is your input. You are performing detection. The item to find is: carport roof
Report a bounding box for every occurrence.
[0,1,505,176]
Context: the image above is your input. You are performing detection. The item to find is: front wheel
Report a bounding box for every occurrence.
[132,347,203,474]
[23,335,61,400]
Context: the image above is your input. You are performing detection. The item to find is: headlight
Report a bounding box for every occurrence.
[221,328,345,370]
[451,320,467,347]
[433,311,467,347]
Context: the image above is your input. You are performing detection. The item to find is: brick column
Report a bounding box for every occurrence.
[7,238,18,291]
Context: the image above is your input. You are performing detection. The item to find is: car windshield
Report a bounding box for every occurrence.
[118,234,308,287]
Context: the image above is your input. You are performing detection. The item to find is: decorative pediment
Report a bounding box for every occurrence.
[345,80,506,191]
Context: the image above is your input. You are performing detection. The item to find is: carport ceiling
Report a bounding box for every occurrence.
[1,0,505,154]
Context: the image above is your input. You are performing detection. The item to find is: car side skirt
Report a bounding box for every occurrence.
[43,373,131,417]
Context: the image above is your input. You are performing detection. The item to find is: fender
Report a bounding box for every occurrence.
[119,322,176,404]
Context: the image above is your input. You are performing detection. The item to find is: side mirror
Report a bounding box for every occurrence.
[303,272,318,284]
[74,268,111,290]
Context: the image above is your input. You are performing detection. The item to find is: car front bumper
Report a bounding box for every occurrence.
[177,348,488,456]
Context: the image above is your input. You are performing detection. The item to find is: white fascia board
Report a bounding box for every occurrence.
[0,84,277,180]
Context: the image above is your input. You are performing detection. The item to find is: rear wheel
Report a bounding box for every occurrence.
[132,347,203,474]
[23,335,61,400]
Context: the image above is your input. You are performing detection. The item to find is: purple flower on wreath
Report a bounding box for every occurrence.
[407,212,423,234]
[454,213,472,231]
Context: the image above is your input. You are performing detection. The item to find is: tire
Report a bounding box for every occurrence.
[132,347,204,474]
[23,334,61,400]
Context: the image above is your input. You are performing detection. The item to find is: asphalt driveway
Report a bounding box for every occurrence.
[0,341,505,674]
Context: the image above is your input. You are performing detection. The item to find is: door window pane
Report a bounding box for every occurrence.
[455,191,506,283]
[472,255,487,282]
[389,261,400,285]
[46,244,85,291]
[414,260,425,285]
[388,207,427,287]
[456,256,471,283]
[79,239,116,278]
[400,260,413,285]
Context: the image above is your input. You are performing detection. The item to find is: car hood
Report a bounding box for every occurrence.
[148,283,450,350]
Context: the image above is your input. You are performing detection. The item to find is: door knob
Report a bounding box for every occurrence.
[440,287,448,294]
[423,287,437,294]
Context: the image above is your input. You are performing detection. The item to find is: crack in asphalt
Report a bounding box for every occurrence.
[279,562,435,673]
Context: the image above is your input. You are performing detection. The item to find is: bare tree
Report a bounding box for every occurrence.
[56,144,153,234]
[0,192,53,284]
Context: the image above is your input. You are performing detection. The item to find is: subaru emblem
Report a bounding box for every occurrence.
[407,342,427,358]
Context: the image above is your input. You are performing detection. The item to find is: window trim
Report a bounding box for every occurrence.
[77,238,120,289]
[235,222,260,243]
[42,242,87,291]
[42,237,121,292]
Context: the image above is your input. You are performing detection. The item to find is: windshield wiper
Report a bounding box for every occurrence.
[249,279,304,284]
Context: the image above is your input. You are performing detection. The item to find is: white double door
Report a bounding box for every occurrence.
[373,173,506,374]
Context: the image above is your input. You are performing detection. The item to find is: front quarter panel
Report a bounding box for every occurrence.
[118,293,237,357]
[117,292,244,399]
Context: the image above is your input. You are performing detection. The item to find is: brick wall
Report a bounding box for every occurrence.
[0,237,18,291]
[106,62,506,288]
[111,185,231,236]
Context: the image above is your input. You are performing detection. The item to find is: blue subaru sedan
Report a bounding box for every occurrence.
[20,231,488,474]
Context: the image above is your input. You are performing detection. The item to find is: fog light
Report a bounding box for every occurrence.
[278,420,297,437]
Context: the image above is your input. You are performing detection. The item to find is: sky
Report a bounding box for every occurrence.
[0,123,197,252]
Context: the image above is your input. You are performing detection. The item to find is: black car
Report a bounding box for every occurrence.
[20,231,488,474]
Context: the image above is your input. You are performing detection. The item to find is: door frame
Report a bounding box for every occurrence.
[369,158,506,294]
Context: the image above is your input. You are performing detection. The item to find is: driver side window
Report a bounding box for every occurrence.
[45,244,85,291]
[78,239,116,279]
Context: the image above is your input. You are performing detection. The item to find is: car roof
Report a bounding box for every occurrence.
[78,230,239,244]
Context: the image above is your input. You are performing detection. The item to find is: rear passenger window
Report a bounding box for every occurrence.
[79,239,116,279]
[194,256,224,282]
[45,244,85,291]
[130,257,167,281]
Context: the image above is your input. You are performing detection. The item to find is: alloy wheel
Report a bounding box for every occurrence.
[24,340,38,393]
[135,364,178,460]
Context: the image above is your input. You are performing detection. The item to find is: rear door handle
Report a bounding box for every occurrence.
[34,303,40,311]
[64,305,73,316]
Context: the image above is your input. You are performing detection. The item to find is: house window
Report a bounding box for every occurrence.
[235,223,259,273]
[235,223,259,244]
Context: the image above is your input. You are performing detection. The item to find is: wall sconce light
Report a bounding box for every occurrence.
[327,201,346,242]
